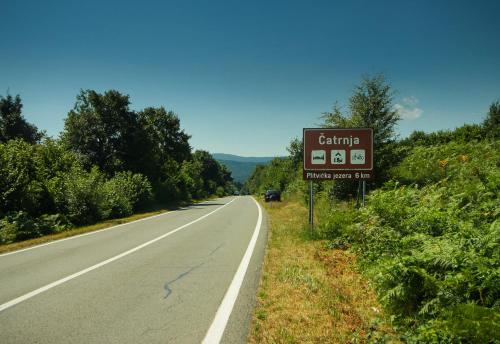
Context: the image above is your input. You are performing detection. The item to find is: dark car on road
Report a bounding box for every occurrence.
[264,190,281,202]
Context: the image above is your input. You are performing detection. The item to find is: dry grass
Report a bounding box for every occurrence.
[249,200,399,344]
[0,209,169,255]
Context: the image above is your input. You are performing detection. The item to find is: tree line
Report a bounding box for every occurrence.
[0,90,234,244]
[244,75,499,200]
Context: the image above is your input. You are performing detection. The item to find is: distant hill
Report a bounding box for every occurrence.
[213,154,278,184]
[212,153,275,163]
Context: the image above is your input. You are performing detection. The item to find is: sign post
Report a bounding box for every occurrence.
[302,128,374,181]
[303,128,374,219]
[309,181,314,232]
[362,180,366,207]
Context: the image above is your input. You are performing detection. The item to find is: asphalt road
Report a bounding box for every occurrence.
[0,196,267,344]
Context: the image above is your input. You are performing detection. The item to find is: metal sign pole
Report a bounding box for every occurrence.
[311,182,314,231]
[309,181,314,232]
[309,181,312,224]
[356,180,361,208]
[362,180,366,207]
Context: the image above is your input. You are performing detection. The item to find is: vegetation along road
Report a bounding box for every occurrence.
[0,196,267,344]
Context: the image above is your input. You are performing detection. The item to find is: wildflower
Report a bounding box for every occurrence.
[438,159,449,168]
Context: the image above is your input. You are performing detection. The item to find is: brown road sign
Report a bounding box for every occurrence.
[303,128,374,180]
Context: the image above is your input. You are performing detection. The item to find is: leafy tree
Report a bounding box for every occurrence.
[189,150,233,196]
[0,94,43,143]
[483,100,500,138]
[137,107,191,181]
[192,150,222,194]
[153,156,183,203]
[0,139,42,214]
[61,90,141,175]
[321,75,400,197]
[178,159,205,199]
[219,163,233,185]
[322,74,399,154]
[244,158,295,195]
[287,137,303,168]
[400,123,485,148]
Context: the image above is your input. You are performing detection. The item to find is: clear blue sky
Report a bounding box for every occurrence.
[1,0,499,156]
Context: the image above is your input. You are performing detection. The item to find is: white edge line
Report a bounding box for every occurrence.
[0,197,237,313]
[202,196,263,344]
[0,198,221,258]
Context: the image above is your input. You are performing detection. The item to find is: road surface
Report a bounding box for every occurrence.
[0,196,267,343]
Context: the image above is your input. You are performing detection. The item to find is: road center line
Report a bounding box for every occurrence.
[202,197,263,344]
[0,197,237,313]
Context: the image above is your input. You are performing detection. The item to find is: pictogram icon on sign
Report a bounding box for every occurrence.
[331,150,346,164]
[311,150,326,164]
[350,149,366,164]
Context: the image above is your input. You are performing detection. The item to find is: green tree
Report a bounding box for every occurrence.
[192,150,230,195]
[0,94,43,143]
[138,107,191,181]
[244,158,294,195]
[61,90,141,175]
[178,159,204,199]
[244,165,266,195]
[0,140,41,214]
[321,75,400,197]
[287,137,303,168]
[322,75,399,147]
[483,100,500,138]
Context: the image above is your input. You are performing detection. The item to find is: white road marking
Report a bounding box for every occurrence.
[0,199,218,258]
[202,197,263,344]
[0,198,237,313]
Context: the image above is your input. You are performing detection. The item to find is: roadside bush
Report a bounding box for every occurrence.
[101,171,152,218]
[0,219,18,244]
[317,205,356,239]
[0,140,45,214]
[48,166,105,225]
[319,140,500,341]
[37,213,72,234]
[391,140,499,187]
[0,212,73,244]
[0,211,40,242]
[215,186,225,197]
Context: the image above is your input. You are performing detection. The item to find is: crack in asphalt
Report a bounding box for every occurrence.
[162,243,225,299]
[163,262,205,299]
[208,243,224,256]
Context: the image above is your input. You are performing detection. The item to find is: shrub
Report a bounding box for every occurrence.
[215,186,225,197]
[101,171,152,218]
[0,211,40,242]
[317,206,356,239]
[391,141,499,187]
[37,213,71,234]
[319,140,500,341]
[48,166,105,225]
[0,140,44,214]
[0,219,17,244]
